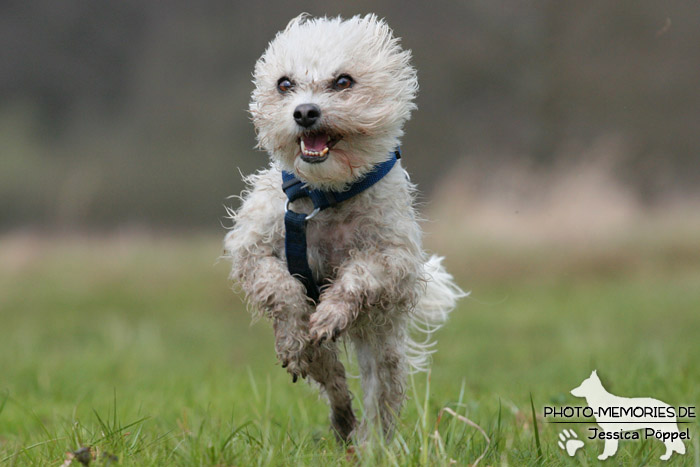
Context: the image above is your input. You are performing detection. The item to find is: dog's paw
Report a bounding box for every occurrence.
[308,301,349,346]
[273,322,312,382]
[277,345,312,382]
[282,356,308,383]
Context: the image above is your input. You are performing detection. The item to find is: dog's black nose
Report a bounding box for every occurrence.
[293,103,321,128]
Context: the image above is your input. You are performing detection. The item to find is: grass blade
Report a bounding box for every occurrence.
[530,393,543,462]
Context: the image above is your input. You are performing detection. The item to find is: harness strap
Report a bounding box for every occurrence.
[281,149,400,301]
[283,209,319,300]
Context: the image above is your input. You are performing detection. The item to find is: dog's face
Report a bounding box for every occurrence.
[250,14,418,189]
[570,370,602,397]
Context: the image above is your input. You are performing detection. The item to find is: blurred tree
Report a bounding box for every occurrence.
[0,0,698,229]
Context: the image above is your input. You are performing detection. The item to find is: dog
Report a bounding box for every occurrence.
[571,370,687,461]
[223,14,464,442]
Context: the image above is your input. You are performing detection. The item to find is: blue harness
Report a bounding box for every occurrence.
[281,148,401,301]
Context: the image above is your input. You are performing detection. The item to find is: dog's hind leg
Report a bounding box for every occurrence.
[307,344,356,442]
[352,321,407,441]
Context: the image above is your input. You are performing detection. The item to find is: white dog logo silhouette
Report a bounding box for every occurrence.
[571,370,687,461]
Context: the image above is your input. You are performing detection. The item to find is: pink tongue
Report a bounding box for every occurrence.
[302,133,328,152]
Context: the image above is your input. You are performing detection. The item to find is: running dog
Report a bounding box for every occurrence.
[224,14,464,442]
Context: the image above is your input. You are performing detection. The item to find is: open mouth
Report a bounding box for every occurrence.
[298,132,341,163]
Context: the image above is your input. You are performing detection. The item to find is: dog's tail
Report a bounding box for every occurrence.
[405,255,467,372]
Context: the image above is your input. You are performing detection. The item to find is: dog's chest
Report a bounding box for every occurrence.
[305,214,361,277]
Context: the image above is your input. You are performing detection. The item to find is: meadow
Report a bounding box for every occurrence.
[1,228,699,466]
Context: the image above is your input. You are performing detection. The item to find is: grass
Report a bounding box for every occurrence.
[0,230,699,465]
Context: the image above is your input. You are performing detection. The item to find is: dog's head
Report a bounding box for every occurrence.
[570,370,603,398]
[250,14,418,190]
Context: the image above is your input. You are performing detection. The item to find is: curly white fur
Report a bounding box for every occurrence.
[223,14,465,442]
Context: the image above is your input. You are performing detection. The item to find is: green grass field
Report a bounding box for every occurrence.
[1,231,699,466]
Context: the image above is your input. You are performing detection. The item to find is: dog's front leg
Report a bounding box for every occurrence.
[232,250,315,380]
[225,178,316,381]
[308,249,418,344]
[308,249,418,439]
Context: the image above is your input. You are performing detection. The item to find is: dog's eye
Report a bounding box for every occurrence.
[277,77,294,94]
[332,74,354,91]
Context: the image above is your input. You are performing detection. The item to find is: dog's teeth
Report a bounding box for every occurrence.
[300,137,330,158]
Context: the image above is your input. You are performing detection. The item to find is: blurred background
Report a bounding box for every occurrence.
[1,2,699,463]
[1,0,699,234]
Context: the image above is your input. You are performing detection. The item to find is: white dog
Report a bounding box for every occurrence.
[224,14,463,442]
